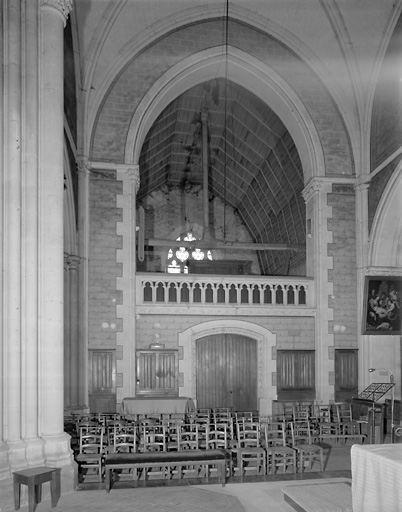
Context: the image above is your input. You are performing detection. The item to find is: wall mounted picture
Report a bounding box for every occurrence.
[363,276,402,335]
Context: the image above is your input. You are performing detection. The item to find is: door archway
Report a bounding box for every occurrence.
[178,319,276,415]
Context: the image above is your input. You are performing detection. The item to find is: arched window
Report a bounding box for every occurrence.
[167,232,212,274]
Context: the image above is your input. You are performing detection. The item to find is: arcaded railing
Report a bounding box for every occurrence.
[136,273,314,308]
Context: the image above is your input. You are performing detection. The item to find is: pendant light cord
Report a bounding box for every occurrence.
[223,0,229,243]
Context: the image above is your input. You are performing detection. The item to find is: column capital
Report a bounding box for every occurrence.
[64,253,81,271]
[355,181,370,193]
[41,0,73,22]
[118,165,140,193]
[76,156,91,176]
[302,177,328,202]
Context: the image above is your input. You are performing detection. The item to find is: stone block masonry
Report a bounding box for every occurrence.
[89,172,123,349]
[327,184,358,349]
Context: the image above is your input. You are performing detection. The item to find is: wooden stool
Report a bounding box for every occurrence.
[13,467,61,512]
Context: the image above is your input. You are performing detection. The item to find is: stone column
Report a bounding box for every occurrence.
[303,177,334,404]
[64,254,72,408]
[0,0,7,481]
[3,0,26,472]
[77,157,90,409]
[355,182,371,391]
[23,0,45,469]
[39,0,74,474]
[64,254,81,409]
[116,165,140,407]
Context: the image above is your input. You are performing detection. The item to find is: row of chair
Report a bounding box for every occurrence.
[74,418,327,483]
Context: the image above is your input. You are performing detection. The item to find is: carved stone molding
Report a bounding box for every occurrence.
[77,156,91,176]
[64,253,81,271]
[302,177,354,202]
[126,166,140,193]
[355,182,370,193]
[302,177,327,202]
[41,0,73,20]
[365,267,402,277]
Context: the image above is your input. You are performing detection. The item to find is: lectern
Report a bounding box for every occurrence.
[352,383,395,444]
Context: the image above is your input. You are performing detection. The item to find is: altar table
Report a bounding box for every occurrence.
[351,443,402,512]
[121,397,195,416]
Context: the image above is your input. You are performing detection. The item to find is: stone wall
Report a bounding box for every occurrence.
[136,313,315,351]
[88,170,123,349]
[327,183,357,349]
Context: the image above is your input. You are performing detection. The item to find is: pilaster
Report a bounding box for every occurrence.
[76,156,90,410]
[302,177,334,403]
[64,254,81,408]
[355,182,370,392]
[116,165,140,407]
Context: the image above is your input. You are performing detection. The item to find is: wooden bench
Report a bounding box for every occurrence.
[105,449,230,491]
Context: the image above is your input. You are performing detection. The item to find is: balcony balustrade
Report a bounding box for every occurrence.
[136,273,314,308]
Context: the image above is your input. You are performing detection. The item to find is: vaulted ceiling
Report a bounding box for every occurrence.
[138,78,306,274]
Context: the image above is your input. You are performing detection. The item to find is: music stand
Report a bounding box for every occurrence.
[357,383,395,443]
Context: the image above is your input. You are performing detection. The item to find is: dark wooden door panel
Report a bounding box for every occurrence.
[196,334,257,411]
[335,349,358,402]
[89,350,116,394]
[88,350,116,413]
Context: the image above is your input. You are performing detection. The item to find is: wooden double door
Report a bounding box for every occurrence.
[196,333,258,411]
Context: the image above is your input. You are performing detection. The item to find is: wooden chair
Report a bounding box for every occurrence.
[141,425,167,452]
[263,422,297,475]
[76,428,105,483]
[175,424,202,478]
[335,403,361,435]
[192,409,211,425]
[177,424,200,451]
[109,428,138,454]
[316,404,341,443]
[293,403,313,422]
[233,420,266,477]
[75,420,99,437]
[289,421,324,473]
[206,423,229,450]
[140,425,168,480]
[106,428,138,482]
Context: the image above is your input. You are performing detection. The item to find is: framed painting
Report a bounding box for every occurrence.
[363,276,402,335]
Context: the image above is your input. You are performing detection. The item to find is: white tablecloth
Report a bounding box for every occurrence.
[121,397,195,416]
[351,443,402,512]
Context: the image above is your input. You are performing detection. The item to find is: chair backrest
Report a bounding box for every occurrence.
[205,423,229,449]
[79,428,104,455]
[236,420,261,448]
[111,431,137,454]
[263,422,287,447]
[289,421,314,446]
[76,420,100,436]
[293,403,312,422]
[335,402,353,422]
[108,426,137,452]
[177,424,200,450]
[193,409,211,424]
[234,411,258,423]
[141,425,167,452]
[315,404,334,423]
[212,408,232,421]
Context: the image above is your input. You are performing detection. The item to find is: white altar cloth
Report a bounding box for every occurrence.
[351,443,402,512]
